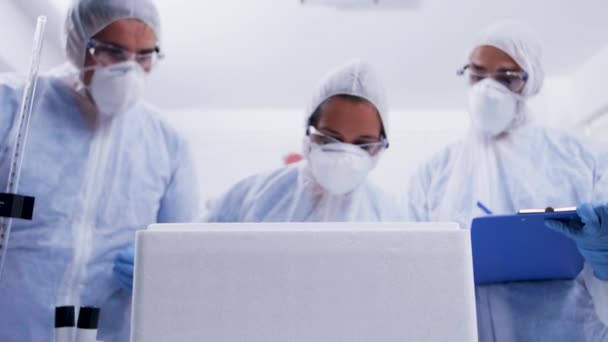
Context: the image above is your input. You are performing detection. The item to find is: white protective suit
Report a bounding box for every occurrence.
[406,21,608,341]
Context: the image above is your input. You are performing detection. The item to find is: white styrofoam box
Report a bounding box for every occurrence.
[131,222,478,342]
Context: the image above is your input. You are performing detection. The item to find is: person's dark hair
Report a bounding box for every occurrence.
[307,94,386,138]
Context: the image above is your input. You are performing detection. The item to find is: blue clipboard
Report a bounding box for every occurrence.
[471,210,585,285]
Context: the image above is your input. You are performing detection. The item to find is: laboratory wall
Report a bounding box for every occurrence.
[527,47,608,134]
[0,1,63,73]
[572,47,608,140]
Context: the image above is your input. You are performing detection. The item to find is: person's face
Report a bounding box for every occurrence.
[315,96,383,145]
[83,18,157,85]
[469,45,526,94]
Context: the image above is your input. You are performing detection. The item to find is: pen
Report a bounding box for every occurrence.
[477,201,493,215]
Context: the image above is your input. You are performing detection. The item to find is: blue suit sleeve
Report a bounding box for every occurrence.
[205,175,259,222]
[405,164,431,222]
[157,135,201,223]
[592,142,608,203]
[0,79,20,152]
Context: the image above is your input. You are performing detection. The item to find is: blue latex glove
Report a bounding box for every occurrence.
[545,203,608,280]
[113,242,135,291]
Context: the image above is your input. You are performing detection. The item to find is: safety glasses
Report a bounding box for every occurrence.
[87,39,164,70]
[458,64,528,93]
[307,126,388,156]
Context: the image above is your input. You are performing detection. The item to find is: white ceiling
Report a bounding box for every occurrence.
[5,0,608,111]
[149,0,608,111]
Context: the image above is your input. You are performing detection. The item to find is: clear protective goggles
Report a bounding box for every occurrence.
[457,64,528,93]
[86,38,163,70]
[307,125,388,156]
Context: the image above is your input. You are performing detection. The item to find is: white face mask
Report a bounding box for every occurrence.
[468,78,523,137]
[305,141,376,195]
[88,61,146,118]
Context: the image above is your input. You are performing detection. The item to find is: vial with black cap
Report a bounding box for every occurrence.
[75,307,100,342]
[55,306,75,342]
